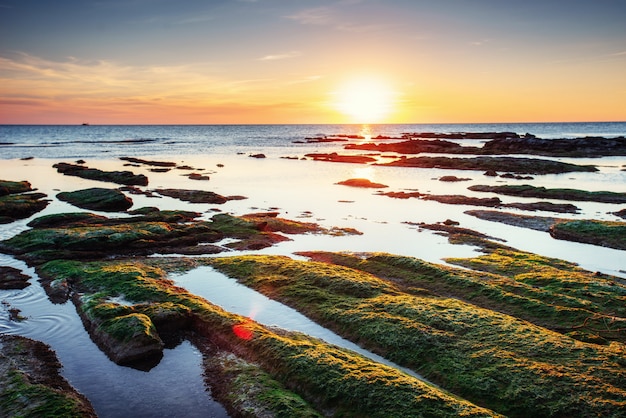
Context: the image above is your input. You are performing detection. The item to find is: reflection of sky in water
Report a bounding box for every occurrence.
[1,153,624,277]
[0,255,227,418]
[172,266,428,383]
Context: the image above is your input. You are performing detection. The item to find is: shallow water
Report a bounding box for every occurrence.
[0,255,228,418]
[1,123,625,414]
[171,265,429,383]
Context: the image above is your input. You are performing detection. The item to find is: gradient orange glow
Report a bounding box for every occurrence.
[1,1,624,124]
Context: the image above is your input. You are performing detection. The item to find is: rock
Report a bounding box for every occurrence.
[0,266,30,289]
[421,194,502,207]
[0,192,49,224]
[56,187,133,212]
[336,178,389,188]
[53,162,149,186]
[0,180,33,196]
[484,170,498,177]
[439,176,472,182]
[304,152,377,164]
[119,157,177,167]
[443,219,460,226]
[249,153,266,159]
[188,173,210,181]
[380,156,597,174]
[549,220,626,250]
[502,201,580,214]
[153,188,229,204]
[27,212,109,228]
[468,184,626,203]
[612,208,626,219]
[0,334,97,417]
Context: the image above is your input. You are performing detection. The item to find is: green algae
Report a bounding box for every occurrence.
[550,219,626,250]
[36,258,497,417]
[0,335,96,417]
[206,254,626,418]
[468,184,626,203]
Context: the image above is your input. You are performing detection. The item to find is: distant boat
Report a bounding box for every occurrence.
[81,123,90,126]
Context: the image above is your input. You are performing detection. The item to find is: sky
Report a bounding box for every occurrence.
[1,0,625,124]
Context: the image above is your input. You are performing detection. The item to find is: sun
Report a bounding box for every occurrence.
[333,76,396,123]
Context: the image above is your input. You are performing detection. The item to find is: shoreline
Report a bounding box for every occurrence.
[1,130,625,416]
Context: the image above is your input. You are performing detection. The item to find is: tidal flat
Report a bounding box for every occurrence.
[1,131,625,417]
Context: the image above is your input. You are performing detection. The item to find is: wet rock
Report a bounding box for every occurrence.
[56,187,133,212]
[336,178,389,188]
[378,191,422,199]
[0,334,97,417]
[0,192,49,224]
[119,156,177,167]
[439,176,471,182]
[0,180,33,196]
[27,212,109,228]
[0,266,30,289]
[149,168,171,173]
[153,188,229,204]
[249,153,266,159]
[345,139,473,154]
[465,210,560,232]
[612,208,626,219]
[549,220,626,250]
[380,156,597,175]
[502,201,579,214]
[188,173,211,181]
[421,194,502,207]
[481,135,626,157]
[484,170,498,177]
[305,152,377,164]
[53,162,149,186]
[468,184,626,203]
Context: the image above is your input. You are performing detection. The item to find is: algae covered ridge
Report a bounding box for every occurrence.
[1,132,626,417]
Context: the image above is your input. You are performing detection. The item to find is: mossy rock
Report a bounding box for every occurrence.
[53,162,149,186]
[550,219,626,250]
[0,334,96,417]
[207,254,626,418]
[0,179,33,196]
[0,192,49,224]
[56,187,133,212]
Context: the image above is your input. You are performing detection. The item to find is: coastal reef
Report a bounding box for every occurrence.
[0,180,49,224]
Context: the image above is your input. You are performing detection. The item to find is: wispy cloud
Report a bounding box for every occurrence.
[285,4,397,33]
[258,51,302,61]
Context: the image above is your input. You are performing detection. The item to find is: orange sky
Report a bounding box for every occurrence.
[1,1,625,124]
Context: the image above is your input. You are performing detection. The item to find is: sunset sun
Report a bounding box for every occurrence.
[333,76,396,123]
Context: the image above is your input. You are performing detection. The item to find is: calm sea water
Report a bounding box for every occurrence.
[1,122,625,160]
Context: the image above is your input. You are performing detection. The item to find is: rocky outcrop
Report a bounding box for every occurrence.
[53,162,149,186]
[0,266,30,289]
[0,180,49,224]
[468,184,626,203]
[0,334,97,417]
[481,136,626,157]
[56,187,133,212]
[336,178,389,188]
[153,188,231,204]
[380,156,597,174]
[305,153,377,164]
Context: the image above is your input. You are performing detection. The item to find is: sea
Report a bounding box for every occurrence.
[1,122,625,160]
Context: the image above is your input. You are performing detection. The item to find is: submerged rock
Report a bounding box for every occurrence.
[53,162,149,186]
[0,266,31,289]
[153,188,230,204]
[57,187,133,212]
[380,156,597,174]
[336,178,389,188]
[468,184,626,203]
[305,152,377,164]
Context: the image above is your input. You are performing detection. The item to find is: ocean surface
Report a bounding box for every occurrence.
[1,122,625,160]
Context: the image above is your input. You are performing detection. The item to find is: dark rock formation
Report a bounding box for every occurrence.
[336,178,389,188]
[57,188,133,212]
[153,188,230,204]
[305,153,377,164]
[53,162,149,186]
[188,173,211,181]
[481,136,626,157]
[0,266,30,289]
[439,176,472,182]
[468,184,626,203]
[119,156,177,167]
[0,334,97,417]
[502,201,579,213]
[379,156,597,174]
[549,220,626,250]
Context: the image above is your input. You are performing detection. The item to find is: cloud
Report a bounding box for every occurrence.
[258,51,302,61]
[285,5,398,33]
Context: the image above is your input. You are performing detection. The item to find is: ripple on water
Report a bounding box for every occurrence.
[0,256,229,418]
